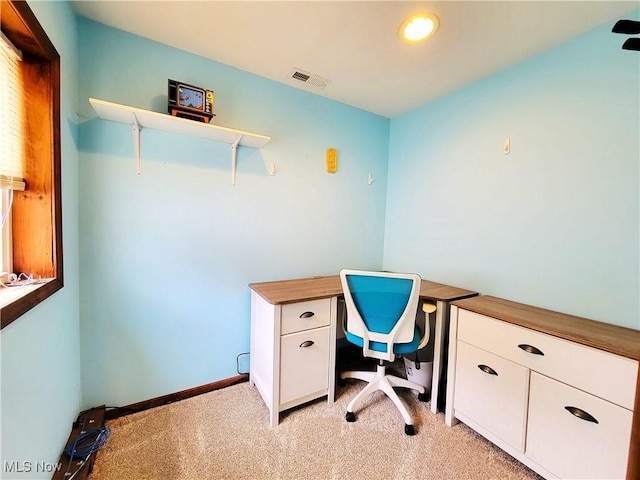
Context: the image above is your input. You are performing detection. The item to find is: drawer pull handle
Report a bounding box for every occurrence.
[299,340,315,348]
[564,406,599,424]
[518,344,544,356]
[477,364,498,376]
[299,311,315,318]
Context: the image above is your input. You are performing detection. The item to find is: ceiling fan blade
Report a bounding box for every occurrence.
[612,19,640,34]
[622,38,640,51]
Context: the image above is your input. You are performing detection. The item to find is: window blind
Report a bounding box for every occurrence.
[0,31,25,191]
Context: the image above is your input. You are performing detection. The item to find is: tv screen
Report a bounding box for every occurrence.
[177,85,204,112]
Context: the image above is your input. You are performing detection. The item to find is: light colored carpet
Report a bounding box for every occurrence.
[89,373,543,480]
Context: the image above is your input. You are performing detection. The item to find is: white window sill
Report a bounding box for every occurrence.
[0,281,49,309]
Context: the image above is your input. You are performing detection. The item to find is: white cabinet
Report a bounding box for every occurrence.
[280,327,330,405]
[249,292,337,427]
[446,296,639,479]
[456,310,637,410]
[454,341,529,451]
[527,373,633,480]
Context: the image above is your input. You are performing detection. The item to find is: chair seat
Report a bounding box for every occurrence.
[345,326,422,355]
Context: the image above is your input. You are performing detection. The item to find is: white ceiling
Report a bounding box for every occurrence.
[70,1,637,118]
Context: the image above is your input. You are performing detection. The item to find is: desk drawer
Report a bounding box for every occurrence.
[457,310,637,409]
[526,372,632,480]
[279,326,330,405]
[281,299,331,335]
[454,340,529,452]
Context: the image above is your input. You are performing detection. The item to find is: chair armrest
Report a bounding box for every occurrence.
[417,302,436,350]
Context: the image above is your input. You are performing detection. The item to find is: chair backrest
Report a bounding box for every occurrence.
[340,269,421,362]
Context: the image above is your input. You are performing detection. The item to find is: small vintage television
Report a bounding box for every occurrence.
[168,79,215,123]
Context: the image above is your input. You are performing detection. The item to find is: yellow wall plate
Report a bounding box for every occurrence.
[326,148,337,173]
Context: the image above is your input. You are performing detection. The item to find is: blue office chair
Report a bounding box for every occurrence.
[339,269,429,435]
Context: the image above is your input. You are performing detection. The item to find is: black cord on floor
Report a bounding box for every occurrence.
[237,352,250,374]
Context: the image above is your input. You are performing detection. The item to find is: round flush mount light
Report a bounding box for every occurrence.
[400,13,440,42]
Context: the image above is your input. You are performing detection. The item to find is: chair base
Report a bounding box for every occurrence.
[340,363,425,435]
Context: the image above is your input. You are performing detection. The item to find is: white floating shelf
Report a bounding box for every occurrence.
[89,98,271,185]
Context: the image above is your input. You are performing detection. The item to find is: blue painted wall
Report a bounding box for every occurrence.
[76,19,390,408]
[2,5,638,473]
[384,14,640,329]
[0,2,81,478]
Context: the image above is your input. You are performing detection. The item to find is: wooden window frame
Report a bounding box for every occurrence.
[1,0,63,329]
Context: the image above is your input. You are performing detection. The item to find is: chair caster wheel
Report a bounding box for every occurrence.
[418,392,430,402]
[404,424,416,436]
[346,411,356,422]
[337,377,346,387]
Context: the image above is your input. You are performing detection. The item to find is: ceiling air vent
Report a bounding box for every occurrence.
[289,68,330,89]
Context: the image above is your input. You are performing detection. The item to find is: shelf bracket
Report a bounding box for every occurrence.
[131,112,142,175]
[231,135,242,186]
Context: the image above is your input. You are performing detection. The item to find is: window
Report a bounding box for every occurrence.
[1,27,22,281]
[1,188,13,276]
[0,0,63,329]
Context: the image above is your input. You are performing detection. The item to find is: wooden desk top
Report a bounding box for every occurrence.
[249,275,478,305]
[452,295,640,360]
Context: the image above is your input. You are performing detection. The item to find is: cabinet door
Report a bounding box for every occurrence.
[527,372,633,480]
[279,326,330,406]
[454,340,530,451]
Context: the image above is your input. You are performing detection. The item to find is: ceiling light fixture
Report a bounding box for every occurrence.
[400,13,439,43]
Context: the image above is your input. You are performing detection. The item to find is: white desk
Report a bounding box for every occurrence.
[249,275,477,426]
[445,295,640,479]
